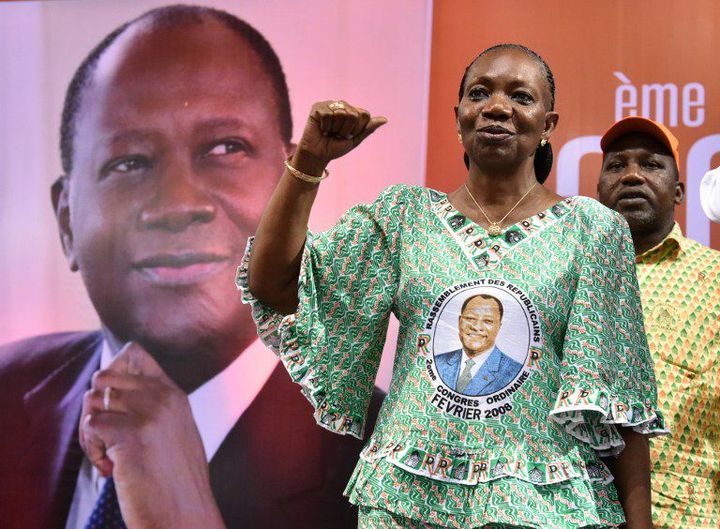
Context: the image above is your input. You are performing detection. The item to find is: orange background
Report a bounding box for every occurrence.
[427,0,720,249]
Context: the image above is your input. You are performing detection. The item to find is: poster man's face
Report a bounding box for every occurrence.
[458,297,502,356]
[59,20,287,355]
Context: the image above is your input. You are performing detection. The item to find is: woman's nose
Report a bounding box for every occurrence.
[481,93,512,120]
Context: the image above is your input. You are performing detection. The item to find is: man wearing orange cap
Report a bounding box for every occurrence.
[597,116,720,529]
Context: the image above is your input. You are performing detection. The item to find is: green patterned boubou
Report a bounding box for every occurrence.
[237,184,667,529]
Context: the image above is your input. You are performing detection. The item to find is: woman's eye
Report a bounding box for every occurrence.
[468,87,488,100]
[104,156,151,175]
[204,140,247,157]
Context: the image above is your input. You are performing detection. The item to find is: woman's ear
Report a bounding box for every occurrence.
[542,111,560,142]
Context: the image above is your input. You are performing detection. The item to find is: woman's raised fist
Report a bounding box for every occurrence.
[291,100,387,175]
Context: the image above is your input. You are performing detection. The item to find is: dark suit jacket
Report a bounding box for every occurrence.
[435,346,523,396]
[0,332,383,529]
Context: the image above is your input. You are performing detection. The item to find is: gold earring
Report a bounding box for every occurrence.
[458,133,463,144]
[540,138,548,147]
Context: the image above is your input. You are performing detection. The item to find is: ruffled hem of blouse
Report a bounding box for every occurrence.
[236,237,366,439]
[345,456,624,529]
[549,385,669,457]
[359,435,613,487]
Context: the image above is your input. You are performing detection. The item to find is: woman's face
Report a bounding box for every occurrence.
[455,48,558,171]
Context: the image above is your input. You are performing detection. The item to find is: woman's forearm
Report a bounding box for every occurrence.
[248,148,324,314]
[248,101,387,314]
[604,428,652,529]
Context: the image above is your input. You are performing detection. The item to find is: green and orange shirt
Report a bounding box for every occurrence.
[637,223,720,529]
[238,185,667,528]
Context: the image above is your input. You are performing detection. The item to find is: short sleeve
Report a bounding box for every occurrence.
[236,185,405,439]
[549,206,669,456]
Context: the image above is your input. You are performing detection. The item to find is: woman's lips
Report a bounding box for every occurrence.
[476,126,514,143]
[133,253,231,286]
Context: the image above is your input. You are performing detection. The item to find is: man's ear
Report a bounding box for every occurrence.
[675,181,685,206]
[51,175,78,272]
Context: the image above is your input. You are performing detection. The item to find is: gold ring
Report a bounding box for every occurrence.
[103,386,112,411]
[328,101,345,111]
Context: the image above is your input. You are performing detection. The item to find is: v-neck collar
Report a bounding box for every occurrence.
[428,188,577,271]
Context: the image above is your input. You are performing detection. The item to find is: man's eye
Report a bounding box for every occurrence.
[512,92,533,104]
[606,162,623,171]
[104,156,151,175]
[204,140,248,157]
[644,160,663,170]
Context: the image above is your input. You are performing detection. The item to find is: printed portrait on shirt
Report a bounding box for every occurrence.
[420,280,543,418]
[434,293,522,397]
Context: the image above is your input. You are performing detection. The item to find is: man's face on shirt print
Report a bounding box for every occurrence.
[458,296,503,357]
[54,18,288,357]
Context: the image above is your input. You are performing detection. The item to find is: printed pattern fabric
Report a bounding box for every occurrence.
[237,185,667,529]
[636,223,720,529]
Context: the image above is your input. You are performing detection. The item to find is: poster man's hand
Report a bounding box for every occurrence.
[79,342,225,529]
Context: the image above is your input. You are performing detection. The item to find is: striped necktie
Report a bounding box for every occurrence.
[456,357,476,393]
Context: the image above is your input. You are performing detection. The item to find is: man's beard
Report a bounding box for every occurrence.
[621,206,672,242]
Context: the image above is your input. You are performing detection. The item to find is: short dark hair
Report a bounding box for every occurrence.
[461,294,504,320]
[457,43,556,184]
[59,4,292,174]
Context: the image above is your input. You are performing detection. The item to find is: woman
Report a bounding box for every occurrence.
[240,44,666,528]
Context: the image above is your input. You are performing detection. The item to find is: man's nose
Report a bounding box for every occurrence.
[138,160,216,232]
[619,163,647,186]
[481,93,512,120]
[467,321,482,332]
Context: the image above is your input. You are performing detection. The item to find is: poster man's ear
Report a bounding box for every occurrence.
[51,175,78,272]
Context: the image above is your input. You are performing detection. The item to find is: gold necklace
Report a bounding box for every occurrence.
[464,181,538,236]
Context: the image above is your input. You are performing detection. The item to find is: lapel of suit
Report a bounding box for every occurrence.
[22,332,102,528]
[465,346,503,395]
[208,365,325,523]
[446,350,463,389]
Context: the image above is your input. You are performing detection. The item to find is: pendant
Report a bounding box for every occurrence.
[488,223,502,236]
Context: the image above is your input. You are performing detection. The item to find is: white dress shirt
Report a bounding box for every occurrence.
[64,339,278,529]
[700,166,720,223]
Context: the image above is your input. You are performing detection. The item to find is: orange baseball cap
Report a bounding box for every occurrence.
[600,116,680,168]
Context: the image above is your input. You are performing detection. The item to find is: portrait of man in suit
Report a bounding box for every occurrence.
[0,5,380,529]
[435,294,522,396]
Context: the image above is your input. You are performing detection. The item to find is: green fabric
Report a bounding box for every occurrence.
[237,184,667,528]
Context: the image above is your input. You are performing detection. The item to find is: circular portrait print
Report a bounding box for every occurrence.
[421,279,543,418]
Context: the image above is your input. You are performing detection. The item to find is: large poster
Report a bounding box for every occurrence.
[0,2,430,527]
[426,0,720,249]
